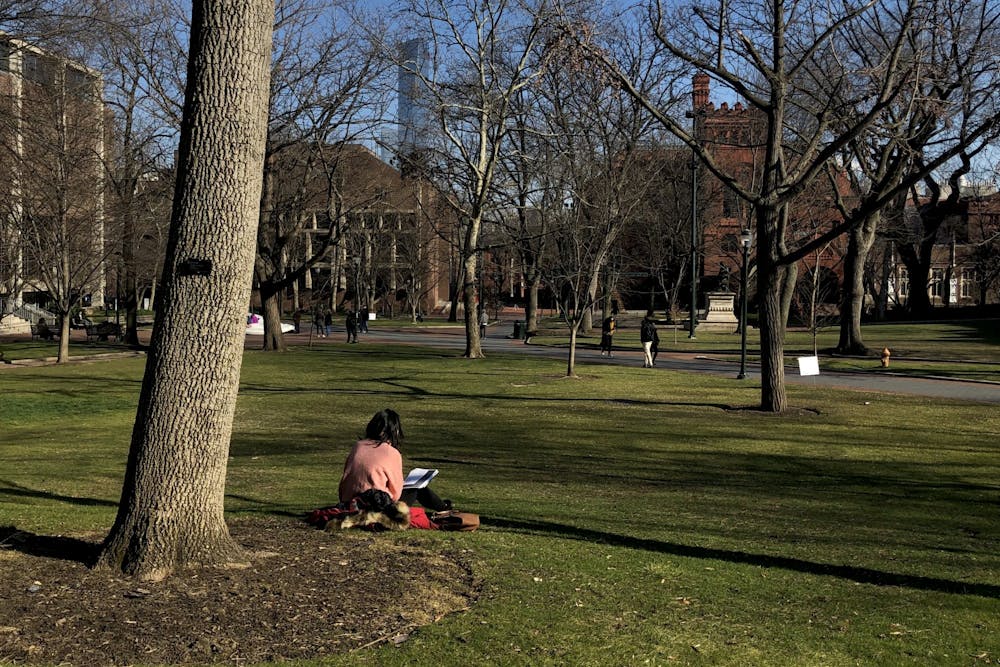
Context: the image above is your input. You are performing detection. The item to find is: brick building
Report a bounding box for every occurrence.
[264,142,452,315]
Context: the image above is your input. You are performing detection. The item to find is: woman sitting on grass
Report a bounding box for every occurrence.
[339,408,450,512]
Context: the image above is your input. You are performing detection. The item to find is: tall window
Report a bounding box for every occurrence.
[961,268,977,299]
[930,268,945,299]
[0,42,10,73]
[898,267,909,296]
[65,67,95,100]
[23,52,54,85]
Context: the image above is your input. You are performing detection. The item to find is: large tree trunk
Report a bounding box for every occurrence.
[898,243,933,317]
[757,206,787,413]
[259,281,286,351]
[57,311,70,362]
[778,263,797,331]
[462,249,483,358]
[525,274,539,334]
[98,0,274,581]
[837,215,878,355]
[581,268,601,334]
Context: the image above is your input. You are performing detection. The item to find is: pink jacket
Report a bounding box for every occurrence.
[338,439,404,503]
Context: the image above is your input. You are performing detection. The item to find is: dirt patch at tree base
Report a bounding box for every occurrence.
[0,517,479,665]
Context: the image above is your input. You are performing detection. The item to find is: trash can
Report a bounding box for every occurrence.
[513,320,524,339]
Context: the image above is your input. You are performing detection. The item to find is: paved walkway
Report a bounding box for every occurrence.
[6,321,1000,404]
[343,323,1000,405]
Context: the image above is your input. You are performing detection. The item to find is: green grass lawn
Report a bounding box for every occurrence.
[529,317,1000,383]
[2,344,1000,665]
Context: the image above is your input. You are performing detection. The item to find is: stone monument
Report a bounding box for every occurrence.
[697,292,738,333]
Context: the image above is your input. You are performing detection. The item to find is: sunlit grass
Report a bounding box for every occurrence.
[2,344,999,665]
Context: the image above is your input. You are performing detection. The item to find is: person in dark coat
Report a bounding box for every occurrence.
[600,315,616,357]
[640,310,659,368]
[346,311,358,343]
[313,304,325,337]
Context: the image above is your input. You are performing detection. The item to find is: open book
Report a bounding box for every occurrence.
[403,468,439,490]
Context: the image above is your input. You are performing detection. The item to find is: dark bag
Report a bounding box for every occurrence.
[431,510,480,531]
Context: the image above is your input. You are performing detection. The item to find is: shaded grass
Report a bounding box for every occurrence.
[2,344,1000,665]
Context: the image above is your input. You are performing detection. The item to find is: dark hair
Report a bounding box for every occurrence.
[645,309,655,319]
[365,409,404,449]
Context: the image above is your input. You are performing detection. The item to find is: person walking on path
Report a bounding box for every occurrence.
[292,309,302,334]
[346,310,358,343]
[600,314,616,357]
[640,309,659,368]
[359,307,369,333]
[312,304,325,337]
[479,308,488,339]
[324,308,333,338]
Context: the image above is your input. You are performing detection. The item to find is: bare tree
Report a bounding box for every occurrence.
[3,50,110,362]
[539,27,666,376]
[98,0,274,580]
[94,0,180,345]
[573,0,938,412]
[397,0,553,358]
[254,0,393,351]
[830,0,1000,352]
[493,82,552,336]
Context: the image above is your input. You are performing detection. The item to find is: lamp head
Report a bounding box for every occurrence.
[740,229,753,248]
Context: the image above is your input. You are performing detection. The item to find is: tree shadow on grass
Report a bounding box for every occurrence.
[0,526,100,566]
[486,516,1000,599]
[0,479,118,508]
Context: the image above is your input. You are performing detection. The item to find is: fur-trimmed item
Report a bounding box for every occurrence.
[325,500,411,531]
[306,489,412,532]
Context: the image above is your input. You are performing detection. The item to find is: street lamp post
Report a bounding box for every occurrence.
[684,109,702,338]
[737,228,753,380]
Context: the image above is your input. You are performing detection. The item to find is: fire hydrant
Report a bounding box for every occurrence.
[881,346,891,368]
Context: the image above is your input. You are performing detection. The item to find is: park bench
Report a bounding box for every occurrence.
[30,324,56,341]
[85,322,122,342]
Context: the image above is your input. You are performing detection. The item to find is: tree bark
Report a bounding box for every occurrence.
[98,0,274,580]
[566,325,578,377]
[462,248,483,358]
[757,206,787,413]
[581,268,601,334]
[259,281,287,352]
[837,214,878,355]
[898,238,934,317]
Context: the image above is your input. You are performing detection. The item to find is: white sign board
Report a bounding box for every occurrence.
[797,356,820,376]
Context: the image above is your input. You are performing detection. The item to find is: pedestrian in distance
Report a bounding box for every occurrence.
[312,304,325,337]
[292,309,301,334]
[600,314,616,357]
[324,308,333,338]
[359,307,369,333]
[479,308,488,338]
[640,309,659,368]
[346,310,358,343]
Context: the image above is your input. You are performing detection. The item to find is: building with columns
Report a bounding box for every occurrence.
[0,36,106,331]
